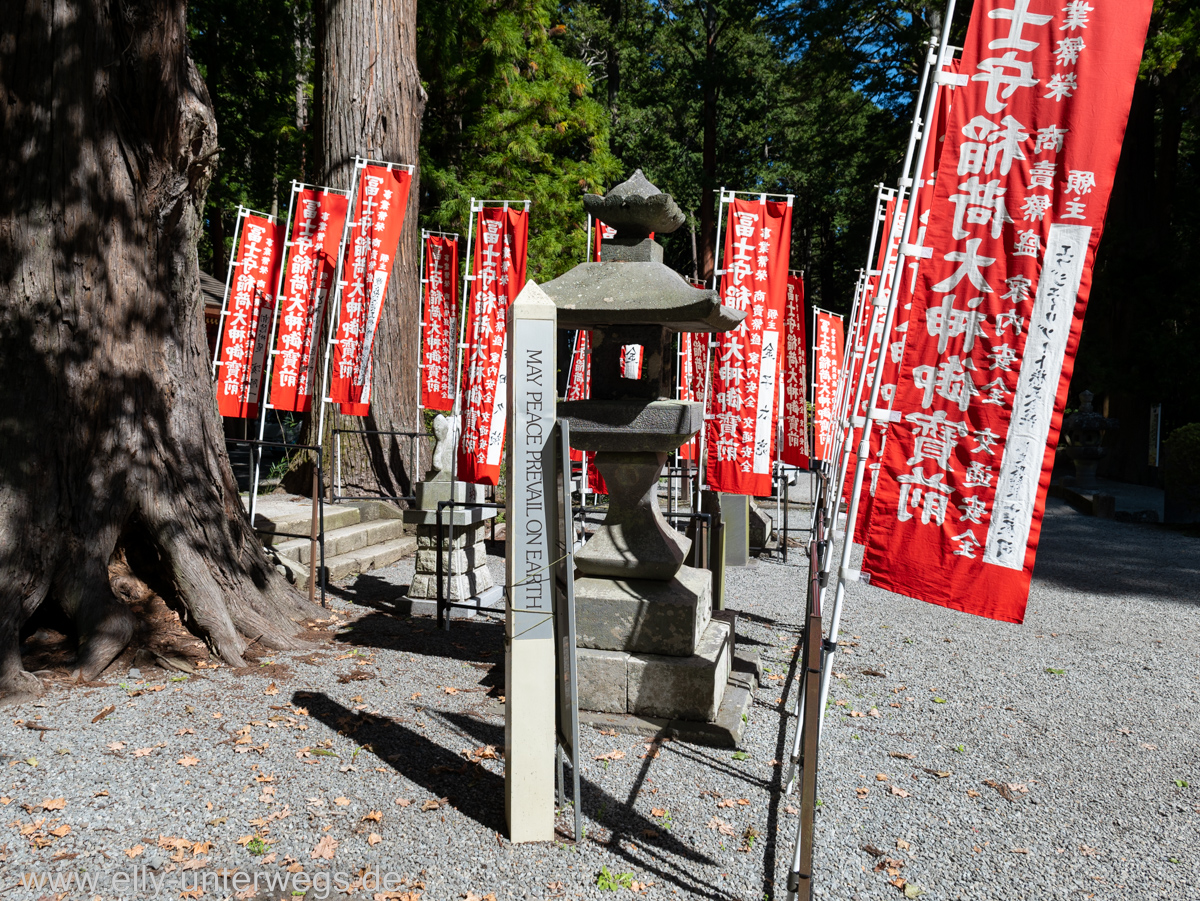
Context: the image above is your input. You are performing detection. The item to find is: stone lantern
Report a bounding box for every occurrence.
[541,171,748,726]
[1061,390,1118,490]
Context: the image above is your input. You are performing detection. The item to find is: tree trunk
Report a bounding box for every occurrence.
[301,0,427,501]
[0,0,316,700]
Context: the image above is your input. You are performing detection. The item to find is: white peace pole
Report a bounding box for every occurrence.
[816,5,960,735]
[210,206,249,378]
[504,279,559,843]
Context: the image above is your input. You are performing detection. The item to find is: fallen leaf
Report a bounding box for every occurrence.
[333,797,351,806]
[264,683,279,696]
[133,747,155,758]
[876,773,889,782]
[48,825,70,838]
[107,742,126,751]
[395,798,412,808]
[421,799,443,812]
[784,804,799,815]
[897,838,911,851]
[255,774,275,783]
[363,810,383,823]
[904,883,923,899]
[180,888,203,900]
[442,687,460,695]
[409,693,421,700]
[125,845,144,858]
[888,752,916,760]
[176,728,196,736]
[594,749,625,761]
[368,833,382,846]
[983,779,1019,802]
[650,808,667,817]
[890,785,910,798]
[856,787,870,799]
[40,798,65,811]
[91,705,116,724]
[1139,742,1158,751]
[862,669,886,677]
[706,816,736,837]
[310,834,338,860]
[178,756,199,767]
[920,768,952,779]
[861,844,886,857]
[546,882,565,894]
[966,789,981,798]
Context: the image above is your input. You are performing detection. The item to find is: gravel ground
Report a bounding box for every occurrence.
[0,498,1196,901]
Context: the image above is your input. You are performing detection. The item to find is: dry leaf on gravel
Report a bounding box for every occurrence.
[897,838,911,851]
[442,687,460,695]
[1010,847,1029,854]
[546,882,565,894]
[368,833,382,846]
[333,797,351,806]
[966,789,981,797]
[598,729,618,736]
[363,811,383,823]
[178,756,199,767]
[889,752,916,760]
[890,786,910,798]
[175,728,196,736]
[983,780,1019,802]
[40,799,65,811]
[133,747,155,758]
[706,816,736,837]
[125,845,144,858]
[107,742,126,751]
[395,798,412,808]
[464,892,497,901]
[650,808,667,817]
[630,881,654,892]
[861,843,886,858]
[876,774,889,782]
[311,834,338,860]
[264,683,279,696]
[594,749,625,761]
[91,705,115,724]
[421,798,445,812]
[855,787,870,799]
[921,768,952,778]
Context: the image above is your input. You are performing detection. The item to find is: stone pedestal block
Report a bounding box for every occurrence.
[576,619,731,722]
[574,565,712,657]
[401,520,500,617]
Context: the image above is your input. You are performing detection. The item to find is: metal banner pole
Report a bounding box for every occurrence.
[250,185,301,523]
[697,188,728,502]
[817,3,959,738]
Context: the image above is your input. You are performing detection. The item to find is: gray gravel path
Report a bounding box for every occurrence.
[0,498,1196,901]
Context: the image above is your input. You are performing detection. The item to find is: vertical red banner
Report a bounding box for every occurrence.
[270,189,349,413]
[705,197,793,496]
[457,205,530,485]
[677,331,708,462]
[592,219,617,261]
[780,274,809,468]
[565,330,607,493]
[330,164,414,416]
[862,0,1154,623]
[812,311,844,463]
[420,234,459,411]
[216,214,284,418]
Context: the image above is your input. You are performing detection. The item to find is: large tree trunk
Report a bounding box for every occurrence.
[0,0,316,700]
[303,0,427,501]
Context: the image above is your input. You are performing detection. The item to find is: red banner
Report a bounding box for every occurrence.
[269,189,349,413]
[330,164,413,416]
[592,219,617,261]
[812,311,844,463]
[858,66,962,543]
[705,198,793,496]
[420,234,459,411]
[780,274,809,468]
[677,331,707,462]
[862,0,1154,623]
[457,205,530,485]
[564,331,607,493]
[216,214,284,418]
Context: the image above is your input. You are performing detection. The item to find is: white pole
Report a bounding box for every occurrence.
[817,4,959,738]
[450,199,478,492]
[697,188,728,501]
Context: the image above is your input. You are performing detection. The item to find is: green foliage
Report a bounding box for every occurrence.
[596,865,634,890]
[189,0,313,272]
[418,0,621,280]
[1163,424,1200,490]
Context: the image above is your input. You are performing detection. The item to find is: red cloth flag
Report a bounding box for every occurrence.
[677,331,707,462]
[564,330,607,494]
[457,205,530,485]
[270,188,349,412]
[705,197,793,496]
[330,164,414,416]
[858,64,962,544]
[216,213,284,418]
[780,274,809,468]
[420,234,459,411]
[592,219,617,261]
[862,0,1154,623]
[811,311,844,463]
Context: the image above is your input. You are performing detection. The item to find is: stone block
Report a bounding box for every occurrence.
[575,648,629,714]
[414,480,486,511]
[403,505,497,527]
[409,566,494,602]
[574,565,712,656]
[414,544,488,575]
[415,522,489,550]
[627,619,731,722]
[598,237,663,264]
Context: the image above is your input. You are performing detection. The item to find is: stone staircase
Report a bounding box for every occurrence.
[250,496,416,583]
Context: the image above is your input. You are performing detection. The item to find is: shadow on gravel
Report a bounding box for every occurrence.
[324,572,410,607]
[1033,501,1200,604]
[329,610,505,664]
[295,691,507,833]
[437,712,733,900]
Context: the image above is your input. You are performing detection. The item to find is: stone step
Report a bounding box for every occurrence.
[275,518,408,565]
[322,536,416,582]
[253,502,361,544]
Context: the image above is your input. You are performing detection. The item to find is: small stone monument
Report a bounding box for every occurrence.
[1061,390,1118,490]
[400,414,501,616]
[542,171,747,725]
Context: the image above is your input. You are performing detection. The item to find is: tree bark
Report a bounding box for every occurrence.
[301,0,427,501]
[0,0,316,700]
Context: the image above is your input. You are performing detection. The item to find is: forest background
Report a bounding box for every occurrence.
[191,0,1199,485]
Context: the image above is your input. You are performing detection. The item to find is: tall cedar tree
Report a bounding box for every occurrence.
[0,0,315,700]
[419,0,621,281]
